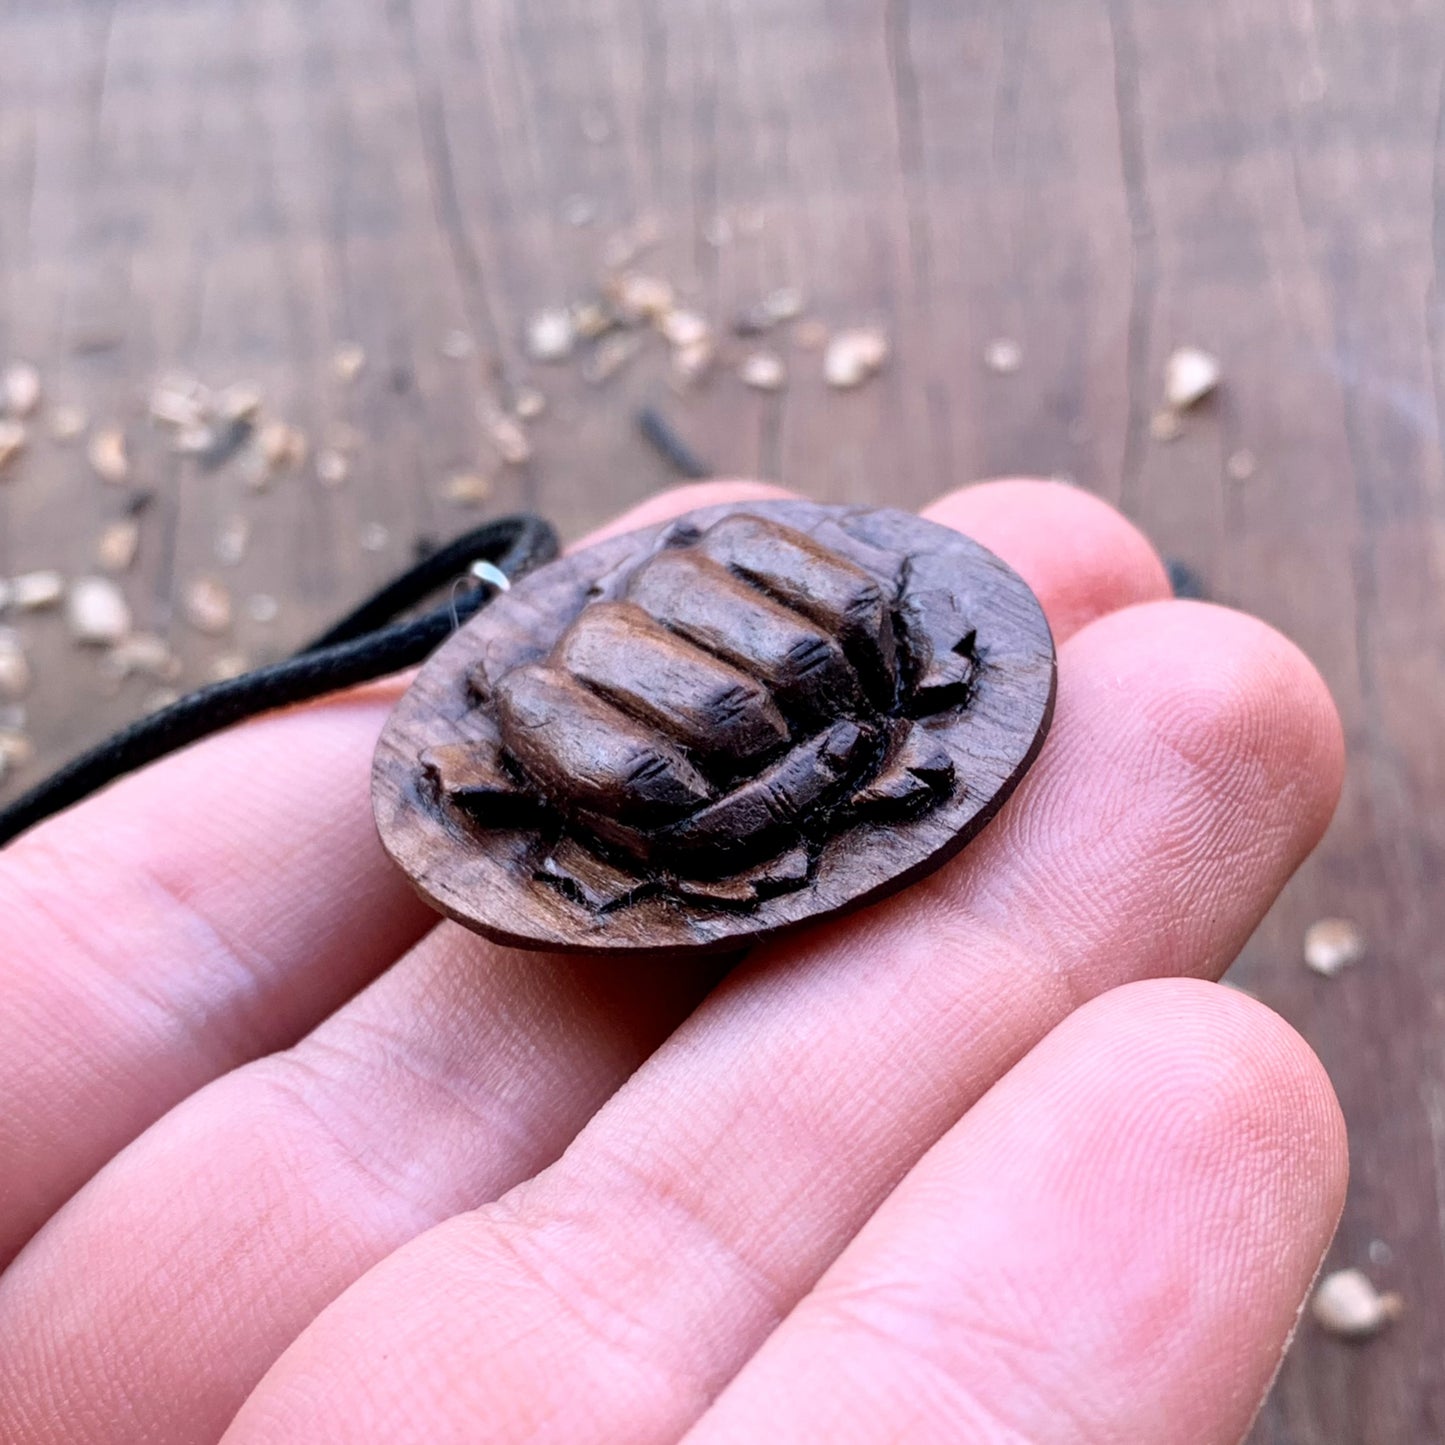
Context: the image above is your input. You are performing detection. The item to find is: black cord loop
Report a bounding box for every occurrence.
[0,513,559,847]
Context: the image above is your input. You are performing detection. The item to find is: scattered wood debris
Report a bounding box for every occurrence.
[572,300,616,341]
[1164,346,1222,411]
[526,308,576,363]
[332,344,367,383]
[983,338,1023,375]
[0,421,26,473]
[149,376,209,430]
[258,421,308,473]
[102,633,182,684]
[68,577,132,646]
[216,383,263,425]
[49,406,88,442]
[0,631,30,700]
[658,308,711,350]
[2,362,41,418]
[183,576,233,635]
[825,328,889,389]
[1304,917,1365,978]
[739,351,787,392]
[96,518,141,573]
[609,272,674,325]
[88,428,130,485]
[669,339,715,390]
[444,472,494,506]
[11,571,64,611]
[1312,1269,1402,1339]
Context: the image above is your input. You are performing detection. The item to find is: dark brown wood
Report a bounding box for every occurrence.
[3,0,1444,1432]
[374,501,1055,954]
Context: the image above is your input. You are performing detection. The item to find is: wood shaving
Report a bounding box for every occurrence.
[983,338,1024,375]
[215,514,251,566]
[526,308,576,363]
[0,421,26,473]
[670,340,716,390]
[1226,449,1258,481]
[245,593,280,625]
[514,388,547,420]
[444,472,494,505]
[49,406,88,442]
[96,518,141,573]
[582,333,643,386]
[659,309,711,349]
[360,523,391,553]
[67,577,132,646]
[11,571,64,611]
[2,362,41,418]
[739,351,787,392]
[1149,409,1184,443]
[764,287,806,323]
[258,421,309,472]
[148,380,209,429]
[609,272,674,324]
[88,428,130,484]
[572,301,617,340]
[1304,917,1365,978]
[488,416,532,466]
[332,343,367,383]
[441,330,476,360]
[103,633,181,683]
[1312,1269,1402,1338]
[1164,346,1222,410]
[0,631,30,700]
[316,449,350,487]
[824,328,889,389]
[183,576,233,635]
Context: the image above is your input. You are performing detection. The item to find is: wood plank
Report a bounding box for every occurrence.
[2,1,1444,1436]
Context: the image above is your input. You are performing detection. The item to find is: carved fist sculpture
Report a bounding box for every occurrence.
[374,501,1056,955]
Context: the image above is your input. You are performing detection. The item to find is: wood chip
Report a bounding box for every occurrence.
[2,362,41,418]
[103,633,181,683]
[67,577,132,645]
[1312,1269,1403,1339]
[1226,448,1258,481]
[739,351,787,392]
[441,330,476,360]
[526,308,576,363]
[582,333,643,386]
[983,338,1024,375]
[764,287,806,323]
[1149,409,1184,443]
[97,518,141,573]
[572,301,617,341]
[245,593,280,624]
[444,472,494,505]
[11,571,64,611]
[670,339,716,389]
[258,421,308,472]
[49,406,88,442]
[487,414,532,466]
[173,423,218,456]
[148,380,208,429]
[360,523,391,553]
[316,449,350,487]
[610,273,674,324]
[659,309,711,349]
[216,383,263,424]
[514,387,547,421]
[1164,346,1222,410]
[215,514,251,566]
[332,343,367,383]
[0,421,26,473]
[824,328,889,389]
[1304,917,1365,977]
[183,576,233,635]
[88,428,130,484]
[0,631,30,700]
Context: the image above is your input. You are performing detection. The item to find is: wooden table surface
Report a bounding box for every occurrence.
[2,1,1442,1438]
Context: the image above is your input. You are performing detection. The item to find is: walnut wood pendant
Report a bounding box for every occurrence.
[373,501,1057,955]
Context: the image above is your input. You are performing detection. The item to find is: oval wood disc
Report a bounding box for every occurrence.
[373,500,1056,956]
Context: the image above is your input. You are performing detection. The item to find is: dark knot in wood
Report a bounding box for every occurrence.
[374,501,1056,955]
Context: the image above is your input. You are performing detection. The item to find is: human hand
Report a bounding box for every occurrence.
[0,480,1346,1444]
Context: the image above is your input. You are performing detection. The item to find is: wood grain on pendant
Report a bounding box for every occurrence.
[373,501,1057,956]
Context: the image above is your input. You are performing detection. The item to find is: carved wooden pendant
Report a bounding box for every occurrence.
[373,501,1056,955]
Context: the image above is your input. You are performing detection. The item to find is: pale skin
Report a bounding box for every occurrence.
[0,479,1347,1444]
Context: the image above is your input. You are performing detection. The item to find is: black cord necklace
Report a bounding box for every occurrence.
[0,514,559,847]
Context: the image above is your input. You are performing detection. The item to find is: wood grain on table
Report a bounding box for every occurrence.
[2,2,1443,1439]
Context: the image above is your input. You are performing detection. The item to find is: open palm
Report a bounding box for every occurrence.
[0,479,1346,1444]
